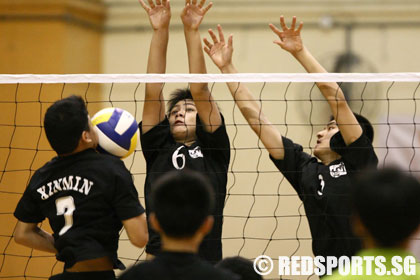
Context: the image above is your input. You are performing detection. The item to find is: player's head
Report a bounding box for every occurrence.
[352,167,420,248]
[314,113,374,160]
[351,113,374,143]
[44,95,98,155]
[150,169,214,239]
[217,257,263,280]
[167,89,197,143]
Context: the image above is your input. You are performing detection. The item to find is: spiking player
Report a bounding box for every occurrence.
[138,0,230,263]
[14,96,148,280]
[203,17,378,269]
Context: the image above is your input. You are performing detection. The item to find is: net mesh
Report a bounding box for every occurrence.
[1,73,420,280]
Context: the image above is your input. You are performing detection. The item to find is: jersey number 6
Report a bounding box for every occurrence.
[172,146,186,170]
[55,196,76,236]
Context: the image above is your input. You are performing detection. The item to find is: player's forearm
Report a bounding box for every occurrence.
[143,29,168,123]
[294,48,363,144]
[146,29,169,92]
[221,63,285,158]
[147,29,169,73]
[15,227,57,254]
[184,29,209,93]
[220,63,247,99]
[221,63,263,122]
[292,46,325,74]
[293,47,346,103]
[37,228,57,253]
[184,28,222,131]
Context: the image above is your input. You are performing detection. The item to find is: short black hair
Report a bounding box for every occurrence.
[166,88,193,116]
[44,95,89,155]
[330,112,374,143]
[217,257,263,280]
[150,170,215,238]
[354,113,374,143]
[352,167,420,247]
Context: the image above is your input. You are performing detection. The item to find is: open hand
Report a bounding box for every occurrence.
[139,0,171,30]
[269,16,304,55]
[203,25,233,70]
[181,0,212,30]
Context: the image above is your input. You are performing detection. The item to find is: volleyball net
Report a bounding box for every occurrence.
[0,73,419,280]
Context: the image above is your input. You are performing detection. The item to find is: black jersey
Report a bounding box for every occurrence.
[270,133,378,260]
[14,149,145,269]
[140,115,230,263]
[118,251,240,280]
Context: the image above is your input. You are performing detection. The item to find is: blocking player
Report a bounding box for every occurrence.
[203,18,378,266]
[14,96,148,280]
[138,0,230,263]
[119,170,239,280]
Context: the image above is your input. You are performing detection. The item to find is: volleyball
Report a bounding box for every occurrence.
[91,107,139,158]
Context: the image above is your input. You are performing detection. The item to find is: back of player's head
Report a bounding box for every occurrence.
[166,88,193,116]
[217,256,263,280]
[44,95,89,155]
[352,167,420,247]
[151,169,215,238]
[330,112,374,143]
[353,113,374,143]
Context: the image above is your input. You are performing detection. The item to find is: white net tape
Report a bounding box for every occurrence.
[1,73,420,83]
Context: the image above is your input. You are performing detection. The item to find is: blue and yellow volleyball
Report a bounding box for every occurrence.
[91,107,139,158]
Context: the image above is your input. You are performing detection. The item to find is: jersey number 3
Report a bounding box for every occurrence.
[55,196,75,236]
[317,174,325,197]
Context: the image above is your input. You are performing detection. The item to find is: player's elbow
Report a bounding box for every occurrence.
[323,89,346,103]
[318,83,337,92]
[14,230,29,246]
[269,149,285,160]
[14,233,24,245]
[127,231,148,248]
[190,83,209,93]
[241,107,264,126]
[131,232,149,248]
[123,214,149,248]
[14,221,30,245]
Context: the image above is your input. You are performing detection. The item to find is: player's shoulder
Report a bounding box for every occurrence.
[33,155,62,180]
[91,153,130,176]
[95,152,124,164]
[66,149,129,174]
[77,149,125,166]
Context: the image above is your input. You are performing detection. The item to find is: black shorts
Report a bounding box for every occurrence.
[49,270,115,280]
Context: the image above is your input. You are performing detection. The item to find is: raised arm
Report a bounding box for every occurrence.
[204,25,285,159]
[270,16,362,145]
[181,0,222,133]
[139,0,171,134]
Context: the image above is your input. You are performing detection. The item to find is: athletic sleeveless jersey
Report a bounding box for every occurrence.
[140,115,230,263]
[14,149,145,269]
